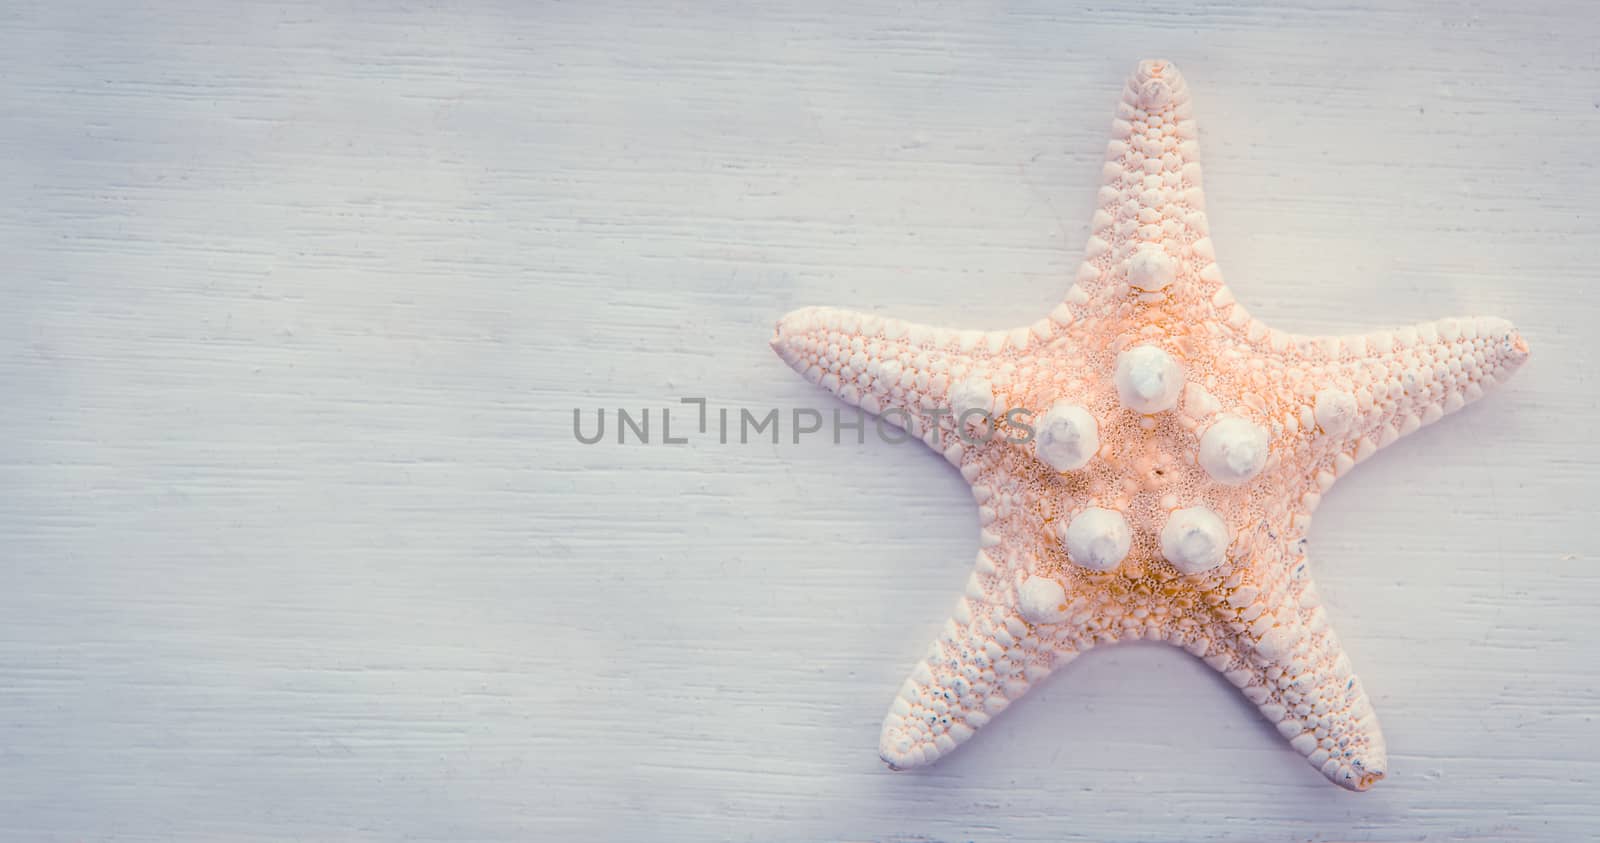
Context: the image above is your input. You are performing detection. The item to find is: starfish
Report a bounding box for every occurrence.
[769,59,1528,790]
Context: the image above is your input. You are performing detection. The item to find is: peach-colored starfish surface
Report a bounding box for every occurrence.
[769,60,1528,790]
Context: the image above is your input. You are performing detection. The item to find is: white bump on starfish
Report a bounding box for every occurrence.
[1034,401,1099,471]
[1063,507,1131,571]
[1126,246,1177,293]
[771,59,1529,791]
[1198,415,1270,485]
[948,376,996,428]
[1160,506,1230,574]
[1114,345,1184,414]
[1017,575,1070,624]
[1313,388,1357,437]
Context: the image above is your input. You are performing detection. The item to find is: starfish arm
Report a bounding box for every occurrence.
[1192,568,1388,790]
[1293,316,1529,464]
[771,305,1072,451]
[1069,61,1222,313]
[877,551,1081,769]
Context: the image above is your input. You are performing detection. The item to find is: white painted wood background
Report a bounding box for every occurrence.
[2,2,1597,840]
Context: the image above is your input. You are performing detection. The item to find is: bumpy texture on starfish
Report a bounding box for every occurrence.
[769,60,1529,790]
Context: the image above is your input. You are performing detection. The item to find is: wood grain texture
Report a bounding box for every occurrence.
[2,1,1597,840]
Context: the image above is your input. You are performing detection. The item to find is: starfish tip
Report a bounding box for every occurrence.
[770,306,821,363]
[1343,767,1387,792]
[1136,57,1179,77]
[1129,59,1189,110]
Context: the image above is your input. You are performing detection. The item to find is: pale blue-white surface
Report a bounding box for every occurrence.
[2,2,1597,840]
